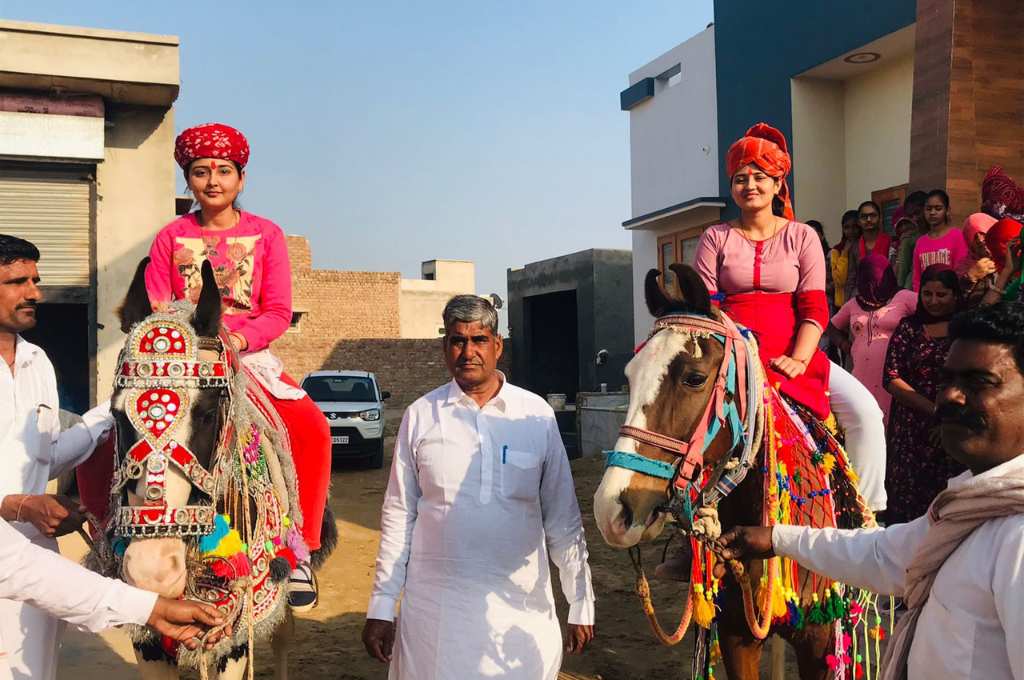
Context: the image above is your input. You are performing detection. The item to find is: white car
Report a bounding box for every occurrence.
[301,370,390,468]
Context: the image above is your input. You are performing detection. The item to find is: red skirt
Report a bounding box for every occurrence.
[722,291,831,419]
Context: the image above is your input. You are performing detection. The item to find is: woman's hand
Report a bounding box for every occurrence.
[968,232,991,261]
[966,257,997,283]
[769,355,808,379]
[1002,237,1022,275]
[227,332,248,352]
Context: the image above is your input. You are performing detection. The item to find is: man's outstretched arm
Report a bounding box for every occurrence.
[717,517,930,597]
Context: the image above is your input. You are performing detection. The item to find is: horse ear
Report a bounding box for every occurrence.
[644,269,674,317]
[191,260,222,338]
[668,263,713,317]
[118,258,153,333]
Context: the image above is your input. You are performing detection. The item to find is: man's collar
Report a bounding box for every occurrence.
[5,334,40,370]
[444,371,510,412]
[947,452,1024,490]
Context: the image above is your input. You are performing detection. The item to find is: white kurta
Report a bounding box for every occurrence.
[0,518,155,680]
[0,336,113,680]
[773,454,1024,680]
[368,379,595,680]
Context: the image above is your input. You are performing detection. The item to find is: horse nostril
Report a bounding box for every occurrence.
[619,494,634,528]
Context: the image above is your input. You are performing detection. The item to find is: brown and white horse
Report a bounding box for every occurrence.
[594,264,871,680]
[88,259,335,680]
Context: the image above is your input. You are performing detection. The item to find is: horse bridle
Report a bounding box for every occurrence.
[606,312,763,512]
[110,312,234,538]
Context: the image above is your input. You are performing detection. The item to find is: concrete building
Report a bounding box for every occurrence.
[399,259,475,338]
[0,20,179,410]
[622,0,1023,343]
[506,249,633,404]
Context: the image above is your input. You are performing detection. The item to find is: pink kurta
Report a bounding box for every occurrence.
[694,221,831,418]
[830,289,917,422]
[144,211,292,353]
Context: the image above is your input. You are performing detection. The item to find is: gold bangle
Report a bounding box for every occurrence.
[15,495,28,522]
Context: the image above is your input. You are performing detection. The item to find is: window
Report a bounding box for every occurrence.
[872,184,909,234]
[288,311,305,333]
[300,375,377,403]
[658,236,676,287]
[656,222,715,291]
[656,63,682,88]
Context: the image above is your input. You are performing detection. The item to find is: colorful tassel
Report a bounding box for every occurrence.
[821,453,836,475]
[693,584,715,629]
[286,526,311,563]
[807,593,828,625]
[276,546,298,570]
[770,574,787,619]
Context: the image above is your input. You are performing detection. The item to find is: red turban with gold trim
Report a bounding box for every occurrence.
[725,123,794,220]
[174,123,250,170]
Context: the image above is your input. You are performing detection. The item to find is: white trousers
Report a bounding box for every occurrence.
[828,363,887,511]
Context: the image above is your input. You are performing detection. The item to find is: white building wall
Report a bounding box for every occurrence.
[627,25,719,220]
[844,52,914,209]
[792,77,847,242]
[630,228,658,343]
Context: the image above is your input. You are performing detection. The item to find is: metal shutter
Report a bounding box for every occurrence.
[0,168,91,286]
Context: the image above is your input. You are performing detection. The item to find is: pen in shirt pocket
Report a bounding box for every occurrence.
[502,445,507,464]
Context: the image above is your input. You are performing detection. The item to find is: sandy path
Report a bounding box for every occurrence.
[58,442,795,679]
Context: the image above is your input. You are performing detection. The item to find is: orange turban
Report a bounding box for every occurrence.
[726,123,794,220]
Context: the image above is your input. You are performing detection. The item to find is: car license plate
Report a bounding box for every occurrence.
[331,436,349,444]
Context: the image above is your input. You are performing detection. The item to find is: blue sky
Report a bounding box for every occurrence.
[1,1,713,320]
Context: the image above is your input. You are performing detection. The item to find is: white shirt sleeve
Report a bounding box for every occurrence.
[366,408,422,621]
[771,517,930,597]
[991,521,1024,679]
[50,400,114,479]
[0,519,156,631]
[539,416,596,625]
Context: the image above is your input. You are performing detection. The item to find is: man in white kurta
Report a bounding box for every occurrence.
[717,301,1024,679]
[0,237,113,680]
[0,518,229,680]
[365,296,595,679]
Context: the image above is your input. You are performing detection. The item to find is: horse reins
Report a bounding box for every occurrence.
[608,311,777,645]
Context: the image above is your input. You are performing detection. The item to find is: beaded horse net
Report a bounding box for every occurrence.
[613,313,888,680]
[87,304,307,672]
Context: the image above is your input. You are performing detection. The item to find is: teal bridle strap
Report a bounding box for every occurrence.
[604,450,676,480]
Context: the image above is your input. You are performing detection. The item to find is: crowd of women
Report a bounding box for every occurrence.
[809,172,1024,523]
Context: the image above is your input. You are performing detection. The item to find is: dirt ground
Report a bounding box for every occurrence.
[58,437,794,679]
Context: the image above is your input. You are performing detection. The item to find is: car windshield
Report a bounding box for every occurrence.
[302,376,377,403]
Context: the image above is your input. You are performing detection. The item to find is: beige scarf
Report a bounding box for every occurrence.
[880,463,1024,680]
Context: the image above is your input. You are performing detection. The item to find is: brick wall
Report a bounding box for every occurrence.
[910,0,1024,223]
[273,336,514,409]
[271,235,512,409]
[273,235,402,376]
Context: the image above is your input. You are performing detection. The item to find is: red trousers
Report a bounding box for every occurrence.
[77,372,331,551]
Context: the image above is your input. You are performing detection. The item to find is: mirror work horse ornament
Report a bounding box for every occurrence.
[87,260,335,680]
[594,264,887,680]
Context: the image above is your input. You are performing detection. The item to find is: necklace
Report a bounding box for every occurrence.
[199,209,240,231]
[735,215,784,243]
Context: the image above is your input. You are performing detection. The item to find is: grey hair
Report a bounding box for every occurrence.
[442,295,499,335]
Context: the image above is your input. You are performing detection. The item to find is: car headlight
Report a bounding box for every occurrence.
[360,408,381,421]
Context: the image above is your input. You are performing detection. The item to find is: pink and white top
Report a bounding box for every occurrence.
[830,289,917,420]
[145,211,292,353]
[911,228,968,291]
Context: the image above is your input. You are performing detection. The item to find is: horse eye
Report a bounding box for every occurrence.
[683,373,707,387]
